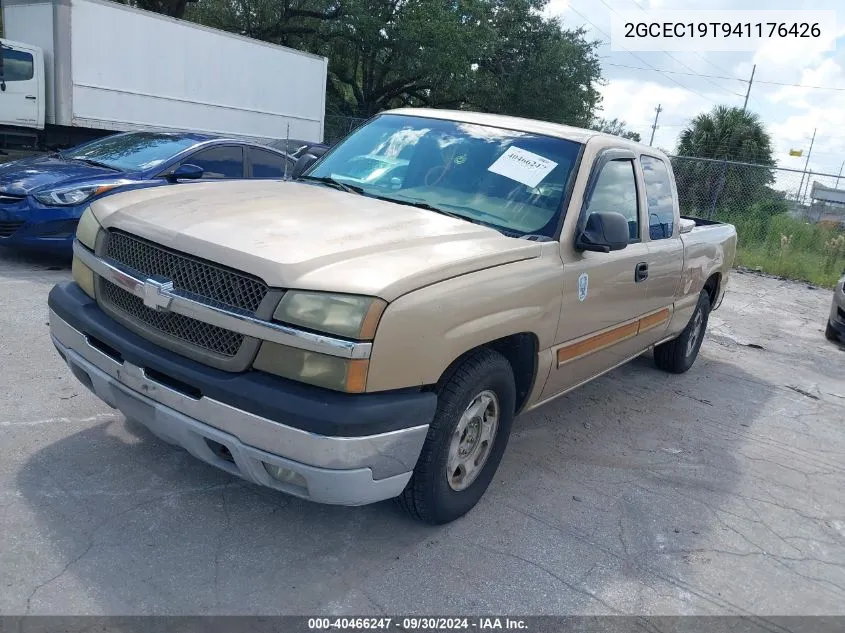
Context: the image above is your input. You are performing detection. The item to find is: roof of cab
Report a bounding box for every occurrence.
[383,108,660,154]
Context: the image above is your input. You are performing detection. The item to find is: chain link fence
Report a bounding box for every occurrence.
[324,115,367,145]
[670,155,845,285]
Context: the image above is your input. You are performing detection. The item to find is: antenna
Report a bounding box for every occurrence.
[283,122,291,181]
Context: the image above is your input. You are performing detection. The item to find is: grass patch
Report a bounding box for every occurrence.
[712,210,845,288]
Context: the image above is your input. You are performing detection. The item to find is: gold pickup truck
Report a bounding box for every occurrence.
[49,109,737,523]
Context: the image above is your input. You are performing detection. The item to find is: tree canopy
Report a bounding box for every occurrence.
[677,106,774,165]
[590,117,641,142]
[182,0,602,124]
[674,105,777,215]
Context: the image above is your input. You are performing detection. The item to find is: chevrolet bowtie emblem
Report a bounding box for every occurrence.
[142,278,174,311]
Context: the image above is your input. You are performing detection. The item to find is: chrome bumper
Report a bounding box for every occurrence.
[50,311,428,506]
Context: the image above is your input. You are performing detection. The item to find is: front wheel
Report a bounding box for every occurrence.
[397,349,515,524]
[826,320,841,343]
[654,289,711,374]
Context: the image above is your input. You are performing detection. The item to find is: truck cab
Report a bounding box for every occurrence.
[0,39,46,132]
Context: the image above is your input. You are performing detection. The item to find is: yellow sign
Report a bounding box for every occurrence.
[789,149,803,157]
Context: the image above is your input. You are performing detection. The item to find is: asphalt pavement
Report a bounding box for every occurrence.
[1,248,844,615]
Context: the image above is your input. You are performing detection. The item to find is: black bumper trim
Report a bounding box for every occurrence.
[49,282,436,437]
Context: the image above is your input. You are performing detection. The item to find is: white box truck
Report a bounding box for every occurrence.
[0,0,327,149]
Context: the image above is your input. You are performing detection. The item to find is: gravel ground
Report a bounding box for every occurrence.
[1,248,844,616]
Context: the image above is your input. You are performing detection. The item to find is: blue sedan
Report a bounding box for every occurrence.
[0,131,295,254]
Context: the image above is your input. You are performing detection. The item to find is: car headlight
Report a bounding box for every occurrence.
[33,180,135,206]
[75,207,101,250]
[273,291,387,340]
[253,343,369,393]
[254,291,387,392]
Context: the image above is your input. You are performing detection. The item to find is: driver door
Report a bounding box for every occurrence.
[541,153,653,400]
[0,42,43,129]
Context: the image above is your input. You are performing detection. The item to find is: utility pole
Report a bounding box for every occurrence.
[742,64,756,112]
[796,127,817,204]
[649,104,662,146]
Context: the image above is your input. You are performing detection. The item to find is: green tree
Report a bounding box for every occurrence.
[464,0,601,126]
[590,117,641,142]
[674,105,776,215]
[185,0,603,124]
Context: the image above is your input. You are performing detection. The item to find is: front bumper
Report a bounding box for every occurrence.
[48,282,436,505]
[0,197,83,253]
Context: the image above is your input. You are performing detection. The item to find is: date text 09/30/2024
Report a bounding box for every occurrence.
[307,617,528,630]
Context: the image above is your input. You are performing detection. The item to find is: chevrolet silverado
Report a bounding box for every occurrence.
[49,108,737,524]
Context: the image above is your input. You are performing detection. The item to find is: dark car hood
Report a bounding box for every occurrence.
[0,154,127,195]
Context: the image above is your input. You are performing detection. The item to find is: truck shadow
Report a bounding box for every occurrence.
[16,350,777,614]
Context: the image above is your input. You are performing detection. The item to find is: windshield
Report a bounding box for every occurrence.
[60,133,199,172]
[306,114,582,237]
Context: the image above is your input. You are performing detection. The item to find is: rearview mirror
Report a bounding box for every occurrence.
[167,164,204,182]
[291,153,318,180]
[575,211,630,253]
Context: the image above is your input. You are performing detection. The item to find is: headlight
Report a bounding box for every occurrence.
[33,180,136,206]
[273,292,387,340]
[76,207,102,250]
[72,257,96,299]
[253,343,369,393]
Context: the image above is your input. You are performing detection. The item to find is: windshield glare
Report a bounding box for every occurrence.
[61,132,198,172]
[307,114,582,237]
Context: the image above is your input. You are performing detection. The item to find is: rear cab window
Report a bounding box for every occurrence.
[640,155,676,240]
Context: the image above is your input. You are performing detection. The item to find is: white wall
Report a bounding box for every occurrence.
[69,0,326,141]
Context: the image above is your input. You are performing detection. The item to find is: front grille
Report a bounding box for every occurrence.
[101,280,245,357]
[104,230,268,313]
[0,193,25,204]
[0,221,24,237]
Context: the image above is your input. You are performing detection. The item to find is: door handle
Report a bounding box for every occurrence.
[635,262,649,283]
[25,95,37,100]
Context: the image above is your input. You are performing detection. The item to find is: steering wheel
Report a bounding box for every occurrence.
[424,144,462,187]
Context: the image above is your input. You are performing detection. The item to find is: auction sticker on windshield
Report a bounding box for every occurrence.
[487,147,558,188]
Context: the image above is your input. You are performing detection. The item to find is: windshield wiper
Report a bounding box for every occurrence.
[369,195,496,229]
[299,175,364,195]
[66,157,120,171]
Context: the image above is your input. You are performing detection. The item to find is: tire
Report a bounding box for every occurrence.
[397,348,516,524]
[654,290,711,374]
[826,320,840,343]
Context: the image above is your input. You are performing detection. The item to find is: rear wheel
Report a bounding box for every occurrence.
[654,290,711,374]
[397,349,515,524]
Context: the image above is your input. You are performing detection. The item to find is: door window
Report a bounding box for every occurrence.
[183,146,245,179]
[248,148,289,178]
[0,47,34,81]
[585,159,640,242]
[640,156,675,240]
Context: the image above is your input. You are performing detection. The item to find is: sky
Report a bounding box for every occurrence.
[544,0,845,182]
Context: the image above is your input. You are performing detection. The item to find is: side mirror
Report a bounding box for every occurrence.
[576,211,630,253]
[167,164,203,182]
[291,153,318,180]
[679,218,696,234]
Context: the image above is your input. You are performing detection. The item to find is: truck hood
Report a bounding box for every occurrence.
[91,180,543,300]
[0,154,125,195]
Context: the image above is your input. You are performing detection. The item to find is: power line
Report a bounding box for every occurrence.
[606,63,740,82]
[605,63,845,92]
[596,0,744,99]
[567,4,719,103]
